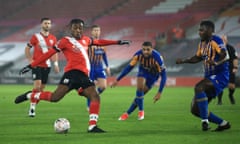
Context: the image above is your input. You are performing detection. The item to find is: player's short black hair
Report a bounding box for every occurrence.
[142,41,152,47]
[200,20,215,32]
[91,24,100,29]
[70,18,84,26]
[40,17,50,23]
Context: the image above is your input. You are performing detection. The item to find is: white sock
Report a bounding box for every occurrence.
[88,125,96,131]
[201,119,209,123]
[26,93,32,99]
[30,103,36,110]
[220,120,227,126]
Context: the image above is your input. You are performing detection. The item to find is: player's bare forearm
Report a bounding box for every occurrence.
[25,46,33,63]
[231,59,238,73]
[176,55,202,64]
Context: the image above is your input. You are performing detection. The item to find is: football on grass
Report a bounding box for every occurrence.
[54,118,70,134]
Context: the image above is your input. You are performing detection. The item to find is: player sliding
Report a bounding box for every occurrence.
[176,20,231,131]
[111,41,167,121]
[15,18,131,133]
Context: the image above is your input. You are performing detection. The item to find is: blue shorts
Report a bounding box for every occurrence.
[206,71,229,97]
[90,67,106,81]
[137,70,159,89]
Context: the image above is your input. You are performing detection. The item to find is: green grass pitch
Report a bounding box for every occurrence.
[1,85,239,144]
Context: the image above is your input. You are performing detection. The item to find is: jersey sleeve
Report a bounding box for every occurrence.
[211,41,224,54]
[92,39,119,46]
[116,52,139,81]
[55,37,68,51]
[28,34,37,48]
[158,69,167,93]
[154,52,167,93]
[129,51,140,66]
[31,48,58,67]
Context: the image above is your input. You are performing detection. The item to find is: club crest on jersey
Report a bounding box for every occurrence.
[49,39,54,45]
[81,40,86,45]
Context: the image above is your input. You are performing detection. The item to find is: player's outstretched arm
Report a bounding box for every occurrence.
[176,55,202,64]
[93,39,131,46]
[19,48,58,75]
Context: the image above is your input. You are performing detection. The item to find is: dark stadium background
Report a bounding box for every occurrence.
[0,0,239,86]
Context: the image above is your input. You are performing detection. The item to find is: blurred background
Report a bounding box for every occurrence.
[0,0,239,86]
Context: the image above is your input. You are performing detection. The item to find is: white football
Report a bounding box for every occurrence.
[54,118,70,134]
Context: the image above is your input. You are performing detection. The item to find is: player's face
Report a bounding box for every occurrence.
[41,20,51,32]
[91,27,101,39]
[142,46,153,57]
[71,23,83,39]
[198,25,210,41]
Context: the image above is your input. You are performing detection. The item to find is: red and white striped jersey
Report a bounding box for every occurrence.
[28,32,57,67]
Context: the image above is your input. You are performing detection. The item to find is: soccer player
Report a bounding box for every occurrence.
[15,18,131,133]
[176,20,231,131]
[86,25,111,110]
[111,41,167,121]
[25,17,59,117]
[217,35,238,105]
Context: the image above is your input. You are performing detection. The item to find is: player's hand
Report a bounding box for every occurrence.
[54,65,60,73]
[110,80,118,88]
[19,65,32,75]
[118,40,131,45]
[176,58,184,64]
[153,93,161,103]
[105,67,111,76]
[232,67,238,73]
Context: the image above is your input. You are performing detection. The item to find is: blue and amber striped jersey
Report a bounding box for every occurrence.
[88,45,108,69]
[129,49,165,75]
[116,49,166,92]
[196,35,229,77]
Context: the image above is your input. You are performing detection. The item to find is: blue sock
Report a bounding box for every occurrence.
[127,99,138,114]
[97,87,104,94]
[208,112,223,124]
[136,90,144,111]
[196,92,208,120]
[87,98,90,108]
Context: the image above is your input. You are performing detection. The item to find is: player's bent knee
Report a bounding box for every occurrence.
[191,108,200,117]
[190,104,200,117]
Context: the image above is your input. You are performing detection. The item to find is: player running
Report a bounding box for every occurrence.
[25,17,59,117]
[176,20,231,131]
[15,18,131,133]
[111,41,167,121]
[86,25,111,111]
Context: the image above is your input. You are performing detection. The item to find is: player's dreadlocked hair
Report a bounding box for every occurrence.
[200,20,215,32]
